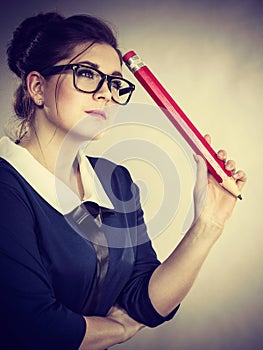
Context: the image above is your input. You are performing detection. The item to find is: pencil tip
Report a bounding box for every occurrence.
[237,194,243,200]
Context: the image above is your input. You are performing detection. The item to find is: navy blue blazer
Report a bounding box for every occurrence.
[0,155,178,350]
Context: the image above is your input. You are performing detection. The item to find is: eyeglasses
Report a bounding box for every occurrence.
[41,64,135,105]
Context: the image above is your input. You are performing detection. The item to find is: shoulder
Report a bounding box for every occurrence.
[88,156,132,180]
[0,158,24,189]
[88,156,137,204]
[0,158,35,215]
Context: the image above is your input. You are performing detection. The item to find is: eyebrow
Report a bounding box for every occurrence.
[78,60,123,77]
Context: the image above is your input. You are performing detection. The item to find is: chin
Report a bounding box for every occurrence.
[91,130,107,140]
[65,118,105,139]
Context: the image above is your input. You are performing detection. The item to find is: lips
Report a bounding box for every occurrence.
[85,109,107,120]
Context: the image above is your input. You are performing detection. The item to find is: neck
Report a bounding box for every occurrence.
[20,118,87,198]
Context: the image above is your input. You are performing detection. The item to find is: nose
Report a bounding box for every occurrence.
[93,79,112,103]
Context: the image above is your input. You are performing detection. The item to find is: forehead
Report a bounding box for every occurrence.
[67,43,122,73]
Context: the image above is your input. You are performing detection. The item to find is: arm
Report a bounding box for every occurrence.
[79,306,144,350]
[0,185,86,350]
[114,166,179,327]
[148,135,247,316]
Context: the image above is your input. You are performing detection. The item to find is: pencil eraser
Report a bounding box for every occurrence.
[123,51,136,62]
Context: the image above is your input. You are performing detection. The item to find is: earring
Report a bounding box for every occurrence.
[37,98,44,106]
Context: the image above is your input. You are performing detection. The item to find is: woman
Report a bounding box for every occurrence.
[0,12,246,350]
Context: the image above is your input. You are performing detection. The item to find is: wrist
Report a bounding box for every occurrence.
[80,316,126,350]
[190,216,224,242]
[110,319,126,343]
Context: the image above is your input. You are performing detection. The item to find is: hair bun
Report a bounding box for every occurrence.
[7,12,64,77]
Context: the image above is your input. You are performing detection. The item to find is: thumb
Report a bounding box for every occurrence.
[194,154,208,191]
[193,154,208,221]
[181,155,208,232]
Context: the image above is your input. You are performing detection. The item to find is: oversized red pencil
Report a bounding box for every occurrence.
[123,51,242,200]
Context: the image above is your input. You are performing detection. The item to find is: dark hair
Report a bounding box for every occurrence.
[6,12,122,138]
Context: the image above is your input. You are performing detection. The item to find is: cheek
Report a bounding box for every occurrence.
[44,77,85,121]
[56,78,80,112]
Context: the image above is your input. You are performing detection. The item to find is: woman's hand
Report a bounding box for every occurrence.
[193,134,247,230]
[79,306,144,350]
[106,305,145,343]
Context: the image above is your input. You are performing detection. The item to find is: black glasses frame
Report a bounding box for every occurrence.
[41,64,135,105]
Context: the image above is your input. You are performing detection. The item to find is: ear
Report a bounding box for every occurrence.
[26,71,45,107]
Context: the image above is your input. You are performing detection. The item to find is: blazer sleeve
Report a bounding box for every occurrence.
[115,166,180,328]
[0,183,86,350]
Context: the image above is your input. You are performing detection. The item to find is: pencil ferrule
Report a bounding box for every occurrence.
[125,54,145,73]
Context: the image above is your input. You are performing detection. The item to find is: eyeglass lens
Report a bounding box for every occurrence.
[74,66,133,105]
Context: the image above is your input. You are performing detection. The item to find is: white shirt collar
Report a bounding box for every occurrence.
[0,136,114,214]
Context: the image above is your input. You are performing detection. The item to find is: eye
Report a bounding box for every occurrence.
[111,79,123,90]
[77,67,98,80]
